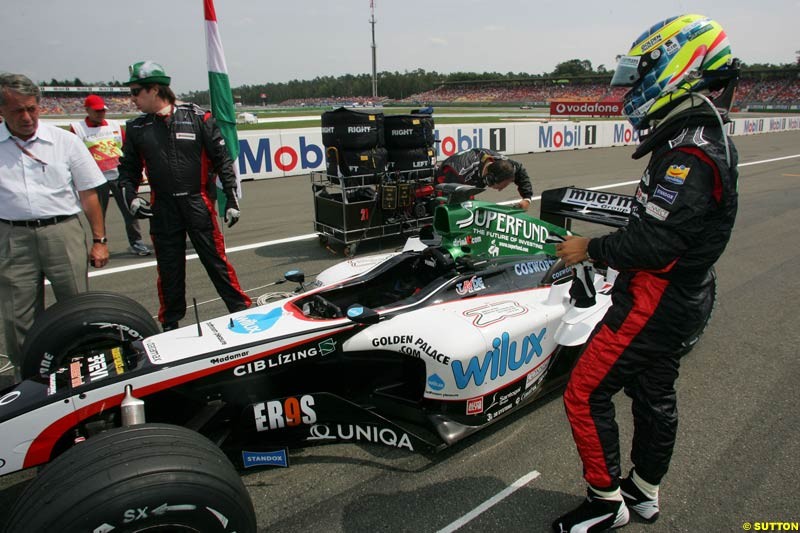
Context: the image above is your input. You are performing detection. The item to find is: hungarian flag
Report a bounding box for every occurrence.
[204,0,241,214]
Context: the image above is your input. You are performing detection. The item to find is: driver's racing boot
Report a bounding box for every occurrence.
[552,487,629,532]
[620,470,660,522]
[162,322,179,332]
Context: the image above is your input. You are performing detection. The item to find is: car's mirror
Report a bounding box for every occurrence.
[435,183,484,204]
[419,224,441,246]
[346,304,381,325]
[284,270,305,284]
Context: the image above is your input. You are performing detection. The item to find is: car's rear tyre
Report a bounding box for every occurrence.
[20,291,159,379]
[3,424,257,533]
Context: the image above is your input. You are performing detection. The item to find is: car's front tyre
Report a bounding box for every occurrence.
[20,291,160,379]
[3,424,257,533]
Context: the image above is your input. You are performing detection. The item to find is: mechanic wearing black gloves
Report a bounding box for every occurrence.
[553,14,739,533]
[435,148,534,210]
[117,60,250,332]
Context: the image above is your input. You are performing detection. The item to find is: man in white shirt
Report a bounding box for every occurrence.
[0,73,108,380]
[71,95,151,256]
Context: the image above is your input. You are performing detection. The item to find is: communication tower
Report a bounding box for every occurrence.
[370,1,378,98]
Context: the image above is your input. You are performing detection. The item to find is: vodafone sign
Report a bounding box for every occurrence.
[550,101,623,117]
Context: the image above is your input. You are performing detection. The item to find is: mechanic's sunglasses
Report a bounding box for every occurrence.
[130,87,145,96]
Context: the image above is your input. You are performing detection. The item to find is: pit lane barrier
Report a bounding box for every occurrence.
[233,116,800,180]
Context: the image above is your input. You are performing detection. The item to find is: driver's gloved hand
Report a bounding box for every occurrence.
[224,189,240,228]
[225,207,240,228]
[122,186,153,219]
[569,263,597,308]
[129,197,153,219]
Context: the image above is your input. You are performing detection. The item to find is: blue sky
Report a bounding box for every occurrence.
[2,0,797,94]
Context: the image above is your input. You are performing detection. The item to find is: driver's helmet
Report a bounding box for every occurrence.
[611,14,733,130]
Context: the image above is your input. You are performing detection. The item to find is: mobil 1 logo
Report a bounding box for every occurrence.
[584,125,598,146]
[489,128,507,151]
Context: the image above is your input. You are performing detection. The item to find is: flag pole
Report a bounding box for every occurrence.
[204,0,241,216]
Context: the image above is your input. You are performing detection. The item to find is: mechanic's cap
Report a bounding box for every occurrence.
[125,60,171,86]
[84,94,107,111]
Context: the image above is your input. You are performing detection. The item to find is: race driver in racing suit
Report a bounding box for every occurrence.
[435,148,534,210]
[118,60,251,331]
[552,15,739,532]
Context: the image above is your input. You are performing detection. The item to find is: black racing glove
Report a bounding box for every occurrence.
[121,185,153,219]
[223,189,240,228]
[569,263,597,308]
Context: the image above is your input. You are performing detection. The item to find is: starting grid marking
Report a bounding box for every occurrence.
[435,470,541,533]
[84,233,319,278]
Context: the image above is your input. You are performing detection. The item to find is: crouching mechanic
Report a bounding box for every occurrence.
[117,60,251,331]
[435,148,533,209]
[552,14,739,532]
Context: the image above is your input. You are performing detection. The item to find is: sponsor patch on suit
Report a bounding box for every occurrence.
[664,164,690,185]
[645,202,670,221]
[653,185,678,205]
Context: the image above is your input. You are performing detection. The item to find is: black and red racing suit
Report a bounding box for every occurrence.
[564,108,738,490]
[118,103,251,325]
[436,148,533,201]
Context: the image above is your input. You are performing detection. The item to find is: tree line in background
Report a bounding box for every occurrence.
[41,78,126,88]
[39,58,800,105]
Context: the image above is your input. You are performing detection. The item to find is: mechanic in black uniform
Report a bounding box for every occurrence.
[435,148,534,210]
[552,14,739,532]
[117,61,251,331]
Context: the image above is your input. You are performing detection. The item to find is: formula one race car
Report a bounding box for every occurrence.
[0,185,645,533]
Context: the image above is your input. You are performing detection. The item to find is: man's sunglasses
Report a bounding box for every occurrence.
[130,87,146,96]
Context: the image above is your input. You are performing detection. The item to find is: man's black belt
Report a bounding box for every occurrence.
[0,214,77,228]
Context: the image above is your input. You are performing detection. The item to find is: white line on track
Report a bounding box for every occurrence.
[88,233,319,277]
[739,154,800,166]
[434,470,541,533]
[85,152,800,280]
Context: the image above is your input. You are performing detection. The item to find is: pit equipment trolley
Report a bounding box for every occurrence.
[311,170,438,257]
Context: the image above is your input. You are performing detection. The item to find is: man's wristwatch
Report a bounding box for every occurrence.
[93,237,108,244]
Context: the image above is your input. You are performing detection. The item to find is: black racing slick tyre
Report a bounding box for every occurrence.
[3,424,257,533]
[384,114,435,148]
[327,147,388,180]
[20,291,159,379]
[321,107,385,149]
[387,147,437,172]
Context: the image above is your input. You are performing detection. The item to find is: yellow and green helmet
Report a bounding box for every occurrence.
[611,14,734,129]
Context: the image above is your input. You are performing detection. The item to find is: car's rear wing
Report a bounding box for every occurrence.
[539,186,634,230]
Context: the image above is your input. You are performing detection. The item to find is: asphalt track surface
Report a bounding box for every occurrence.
[1,131,799,532]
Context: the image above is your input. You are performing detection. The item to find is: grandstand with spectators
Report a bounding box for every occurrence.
[34,68,799,116]
[400,69,800,110]
[38,86,138,116]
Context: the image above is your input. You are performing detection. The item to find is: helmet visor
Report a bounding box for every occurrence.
[611,55,642,87]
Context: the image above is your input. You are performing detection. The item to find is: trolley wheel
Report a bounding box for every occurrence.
[318,234,329,246]
[344,243,358,257]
